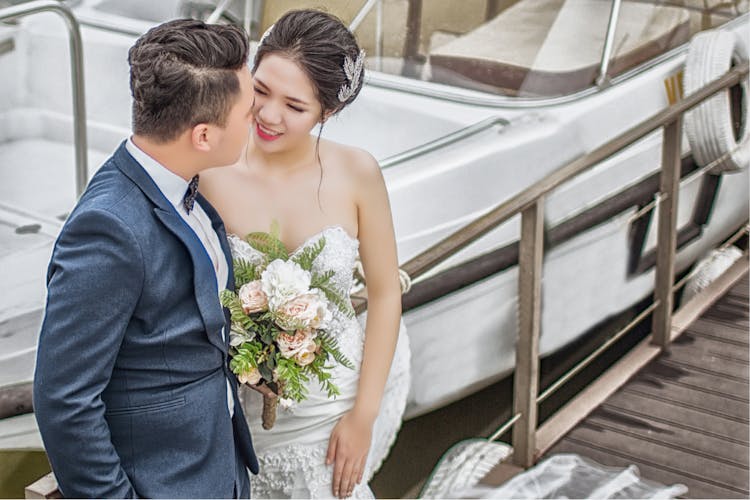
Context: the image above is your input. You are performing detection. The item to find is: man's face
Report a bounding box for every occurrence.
[212,66,254,167]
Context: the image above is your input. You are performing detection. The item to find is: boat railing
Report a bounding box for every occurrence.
[353,60,749,468]
[0,0,88,197]
[380,115,510,169]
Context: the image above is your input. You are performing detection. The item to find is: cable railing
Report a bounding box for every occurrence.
[353,60,749,468]
[0,0,88,197]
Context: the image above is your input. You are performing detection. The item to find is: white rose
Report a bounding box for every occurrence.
[276,328,316,359]
[238,367,261,385]
[261,259,311,310]
[238,280,268,314]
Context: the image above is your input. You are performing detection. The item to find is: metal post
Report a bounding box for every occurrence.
[349,0,380,31]
[0,0,88,197]
[512,197,545,468]
[206,0,233,24]
[652,117,682,348]
[596,0,622,87]
[243,0,252,37]
[375,0,383,72]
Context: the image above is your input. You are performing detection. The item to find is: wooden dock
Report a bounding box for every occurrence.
[545,272,749,498]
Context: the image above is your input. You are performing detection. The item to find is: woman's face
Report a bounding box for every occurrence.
[251,53,325,153]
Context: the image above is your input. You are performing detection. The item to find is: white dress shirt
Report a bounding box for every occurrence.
[126,138,234,417]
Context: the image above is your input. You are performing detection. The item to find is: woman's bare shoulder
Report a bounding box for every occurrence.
[320,139,380,183]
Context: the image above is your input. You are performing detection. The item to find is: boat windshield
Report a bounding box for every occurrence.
[259,0,747,98]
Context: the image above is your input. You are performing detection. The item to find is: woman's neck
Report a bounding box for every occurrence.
[249,135,319,175]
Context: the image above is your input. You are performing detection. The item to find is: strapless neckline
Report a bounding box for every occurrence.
[228,224,357,257]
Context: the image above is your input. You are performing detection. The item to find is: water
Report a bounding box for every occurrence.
[0,450,50,498]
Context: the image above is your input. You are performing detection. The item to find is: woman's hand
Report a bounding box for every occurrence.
[326,410,374,498]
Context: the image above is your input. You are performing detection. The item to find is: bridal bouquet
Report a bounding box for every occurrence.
[220,227,354,429]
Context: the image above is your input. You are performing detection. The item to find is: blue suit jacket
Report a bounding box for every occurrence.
[33,142,259,498]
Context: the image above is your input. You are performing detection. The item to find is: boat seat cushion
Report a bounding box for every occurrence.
[429,0,690,96]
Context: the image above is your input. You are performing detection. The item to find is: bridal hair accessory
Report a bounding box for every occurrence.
[337,49,365,103]
[259,24,274,46]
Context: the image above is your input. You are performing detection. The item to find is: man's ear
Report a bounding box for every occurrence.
[190,123,212,152]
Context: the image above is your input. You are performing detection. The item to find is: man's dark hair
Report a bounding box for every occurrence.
[128,19,249,142]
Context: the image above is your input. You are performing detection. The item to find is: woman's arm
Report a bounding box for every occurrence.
[326,150,402,498]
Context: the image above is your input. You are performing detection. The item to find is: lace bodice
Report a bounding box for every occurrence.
[227,225,359,299]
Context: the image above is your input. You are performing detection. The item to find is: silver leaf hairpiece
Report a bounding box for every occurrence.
[337,49,366,103]
[259,24,274,46]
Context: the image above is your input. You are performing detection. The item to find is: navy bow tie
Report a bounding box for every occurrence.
[183,175,199,214]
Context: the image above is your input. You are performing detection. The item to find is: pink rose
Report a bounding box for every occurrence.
[276,328,316,359]
[274,292,330,331]
[238,280,268,314]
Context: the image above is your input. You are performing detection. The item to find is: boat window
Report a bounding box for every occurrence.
[259,0,747,98]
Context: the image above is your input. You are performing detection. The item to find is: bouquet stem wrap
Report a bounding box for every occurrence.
[262,392,277,430]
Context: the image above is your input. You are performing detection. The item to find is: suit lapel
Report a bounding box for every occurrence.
[113,142,227,354]
[197,193,234,292]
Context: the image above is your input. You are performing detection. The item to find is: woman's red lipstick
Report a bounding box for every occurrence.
[256,123,281,141]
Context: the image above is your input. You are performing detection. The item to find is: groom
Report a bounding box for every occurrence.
[33,19,258,498]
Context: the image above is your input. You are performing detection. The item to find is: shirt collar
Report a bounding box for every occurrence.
[126,137,188,211]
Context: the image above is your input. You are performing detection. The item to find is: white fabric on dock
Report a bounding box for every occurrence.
[454,453,687,499]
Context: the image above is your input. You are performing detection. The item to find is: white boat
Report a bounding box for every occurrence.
[1,0,748,425]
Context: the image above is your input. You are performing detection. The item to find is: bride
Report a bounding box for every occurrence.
[200,9,411,499]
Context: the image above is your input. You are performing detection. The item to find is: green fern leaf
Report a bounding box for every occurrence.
[233,257,257,286]
[316,282,355,318]
[292,236,326,271]
[245,231,289,261]
[318,332,356,370]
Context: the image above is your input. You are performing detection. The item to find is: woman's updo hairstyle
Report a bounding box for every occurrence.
[253,9,365,118]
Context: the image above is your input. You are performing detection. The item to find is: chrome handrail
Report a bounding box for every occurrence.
[597,0,623,87]
[0,0,88,197]
[349,0,384,66]
[380,116,510,169]
[205,0,233,24]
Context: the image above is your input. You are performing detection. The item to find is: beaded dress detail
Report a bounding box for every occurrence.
[228,226,411,498]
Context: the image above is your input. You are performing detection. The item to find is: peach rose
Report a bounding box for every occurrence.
[238,367,261,385]
[238,280,268,314]
[294,341,317,366]
[274,292,330,331]
[276,328,316,359]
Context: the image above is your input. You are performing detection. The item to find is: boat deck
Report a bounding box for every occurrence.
[545,272,749,498]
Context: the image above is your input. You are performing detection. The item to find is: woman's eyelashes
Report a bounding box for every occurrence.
[253,87,305,113]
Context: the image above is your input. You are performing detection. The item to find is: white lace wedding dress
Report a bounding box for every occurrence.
[228,226,411,499]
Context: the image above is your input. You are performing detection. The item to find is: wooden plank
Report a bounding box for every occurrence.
[585,407,749,467]
[623,358,748,404]
[548,438,747,499]
[512,199,544,468]
[603,390,749,442]
[660,346,749,382]
[535,324,663,457]
[566,424,748,492]
[536,264,749,458]
[689,317,749,344]
[623,377,748,421]
[671,331,749,363]
[652,117,682,348]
